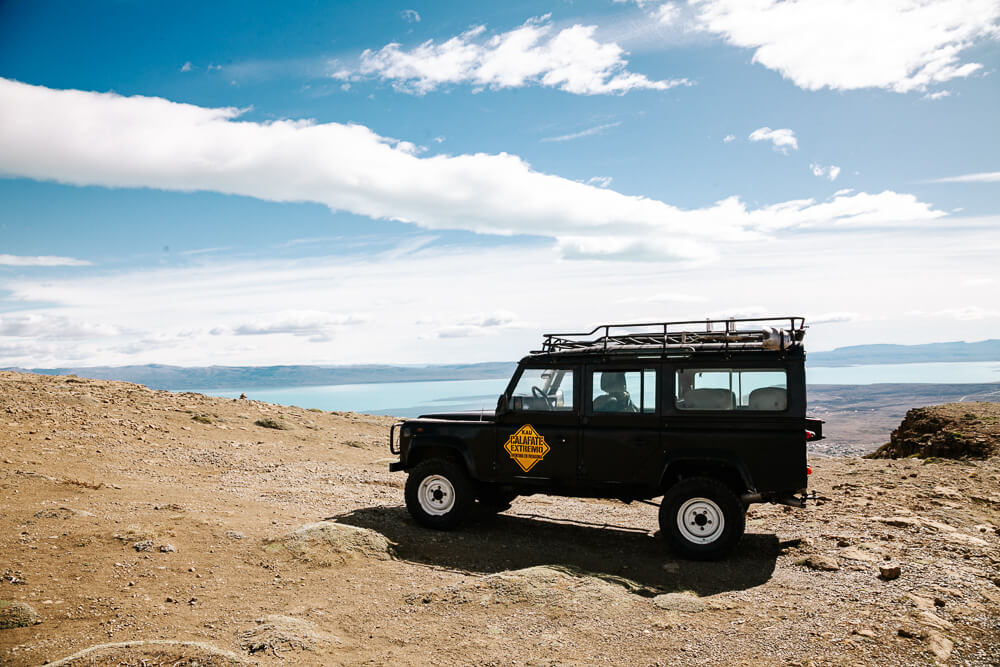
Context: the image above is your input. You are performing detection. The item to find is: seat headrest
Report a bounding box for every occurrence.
[600,372,627,393]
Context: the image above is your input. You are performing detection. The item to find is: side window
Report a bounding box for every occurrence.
[592,370,656,414]
[511,368,574,411]
[675,369,787,411]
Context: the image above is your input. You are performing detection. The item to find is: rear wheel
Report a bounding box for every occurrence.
[405,458,473,530]
[659,477,745,560]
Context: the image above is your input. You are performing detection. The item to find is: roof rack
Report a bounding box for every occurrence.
[536,316,806,355]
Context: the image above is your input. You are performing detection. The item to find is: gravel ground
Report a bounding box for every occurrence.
[0,371,998,666]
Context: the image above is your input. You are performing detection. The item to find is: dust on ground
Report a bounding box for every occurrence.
[1,371,998,665]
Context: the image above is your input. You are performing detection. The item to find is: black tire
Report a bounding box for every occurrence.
[476,486,518,514]
[659,477,745,560]
[404,458,473,530]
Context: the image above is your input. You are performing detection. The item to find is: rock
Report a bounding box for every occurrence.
[906,593,935,610]
[878,564,901,580]
[268,521,393,565]
[852,628,877,639]
[225,530,247,540]
[132,540,153,552]
[159,543,176,553]
[798,554,840,571]
[933,485,962,500]
[840,546,881,563]
[917,610,953,631]
[239,614,340,654]
[0,601,41,629]
[652,592,706,613]
[878,516,920,529]
[926,629,954,662]
[942,532,988,547]
[897,625,924,639]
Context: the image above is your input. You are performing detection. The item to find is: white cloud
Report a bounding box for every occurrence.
[810,163,841,181]
[180,61,193,72]
[0,313,119,339]
[722,134,735,143]
[655,3,682,25]
[749,127,798,153]
[337,15,690,95]
[3,220,1000,366]
[927,171,1000,183]
[0,79,946,264]
[806,312,858,325]
[540,121,622,142]
[401,9,421,23]
[924,90,952,100]
[210,310,367,342]
[0,254,92,267]
[689,0,1000,93]
[586,176,613,188]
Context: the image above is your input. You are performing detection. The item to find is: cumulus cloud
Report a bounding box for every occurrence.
[810,163,841,181]
[210,310,367,342]
[722,134,735,143]
[0,79,946,263]
[336,15,690,95]
[0,254,91,266]
[927,171,1000,183]
[0,313,119,339]
[401,9,420,23]
[180,61,193,72]
[540,121,622,142]
[689,0,1000,93]
[749,127,798,153]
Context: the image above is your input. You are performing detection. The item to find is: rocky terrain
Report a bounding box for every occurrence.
[1,370,998,665]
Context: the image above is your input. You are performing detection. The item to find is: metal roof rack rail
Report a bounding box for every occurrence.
[536,316,806,355]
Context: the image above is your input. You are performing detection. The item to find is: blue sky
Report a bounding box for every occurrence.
[1,0,998,367]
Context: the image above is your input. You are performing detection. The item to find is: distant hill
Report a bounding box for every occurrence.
[5,362,517,391]
[808,339,1000,366]
[7,339,999,390]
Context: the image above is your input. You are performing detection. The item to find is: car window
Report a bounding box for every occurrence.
[511,368,574,411]
[591,370,656,414]
[675,369,787,411]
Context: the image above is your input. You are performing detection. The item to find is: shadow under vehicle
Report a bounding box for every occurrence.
[388,316,824,559]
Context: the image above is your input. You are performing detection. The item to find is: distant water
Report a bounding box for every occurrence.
[194,361,1000,418]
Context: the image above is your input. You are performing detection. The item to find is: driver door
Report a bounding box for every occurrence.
[495,365,579,486]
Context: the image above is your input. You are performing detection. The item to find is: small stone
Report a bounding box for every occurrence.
[225,530,246,540]
[852,628,877,638]
[165,596,175,603]
[897,626,923,639]
[158,543,176,553]
[799,554,840,571]
[878,564,901,580]
[133,540,154,552]
[0,601,41,629]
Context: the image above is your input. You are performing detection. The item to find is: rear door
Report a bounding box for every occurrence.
[579,366,661,487]
[495,365,580,486]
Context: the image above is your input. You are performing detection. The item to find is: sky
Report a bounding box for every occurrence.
[0,0,998,368]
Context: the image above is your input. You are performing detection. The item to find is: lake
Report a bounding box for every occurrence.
[194,360,1000,418]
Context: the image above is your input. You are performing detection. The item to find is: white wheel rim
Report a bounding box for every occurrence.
[676,497,725,544]
[417,474,456,516]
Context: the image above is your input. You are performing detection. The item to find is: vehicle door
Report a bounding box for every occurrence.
[665,364,806,493]
[579,366,661,486]
[495,365,579,486]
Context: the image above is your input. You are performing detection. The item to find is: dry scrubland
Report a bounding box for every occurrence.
[1,370,998,666]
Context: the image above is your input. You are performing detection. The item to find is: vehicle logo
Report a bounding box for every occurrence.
[504,424,550,473]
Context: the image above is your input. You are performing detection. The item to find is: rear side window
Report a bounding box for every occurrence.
[675,369,787,411]
[591,370,656,414]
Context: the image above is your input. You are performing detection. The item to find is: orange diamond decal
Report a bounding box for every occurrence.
[504,424,550,473]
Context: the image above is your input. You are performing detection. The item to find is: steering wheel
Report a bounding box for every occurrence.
[531,386,552,410]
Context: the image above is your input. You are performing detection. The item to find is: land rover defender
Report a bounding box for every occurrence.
[388,316,824,559]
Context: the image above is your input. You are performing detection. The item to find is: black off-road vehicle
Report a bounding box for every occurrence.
[388,316,824,559]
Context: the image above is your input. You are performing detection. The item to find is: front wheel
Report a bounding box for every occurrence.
[405,458,473,530]
[659,477,745,560]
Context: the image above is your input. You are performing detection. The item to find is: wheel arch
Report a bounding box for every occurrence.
[406,438,478,477]
[659,454,754,497]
